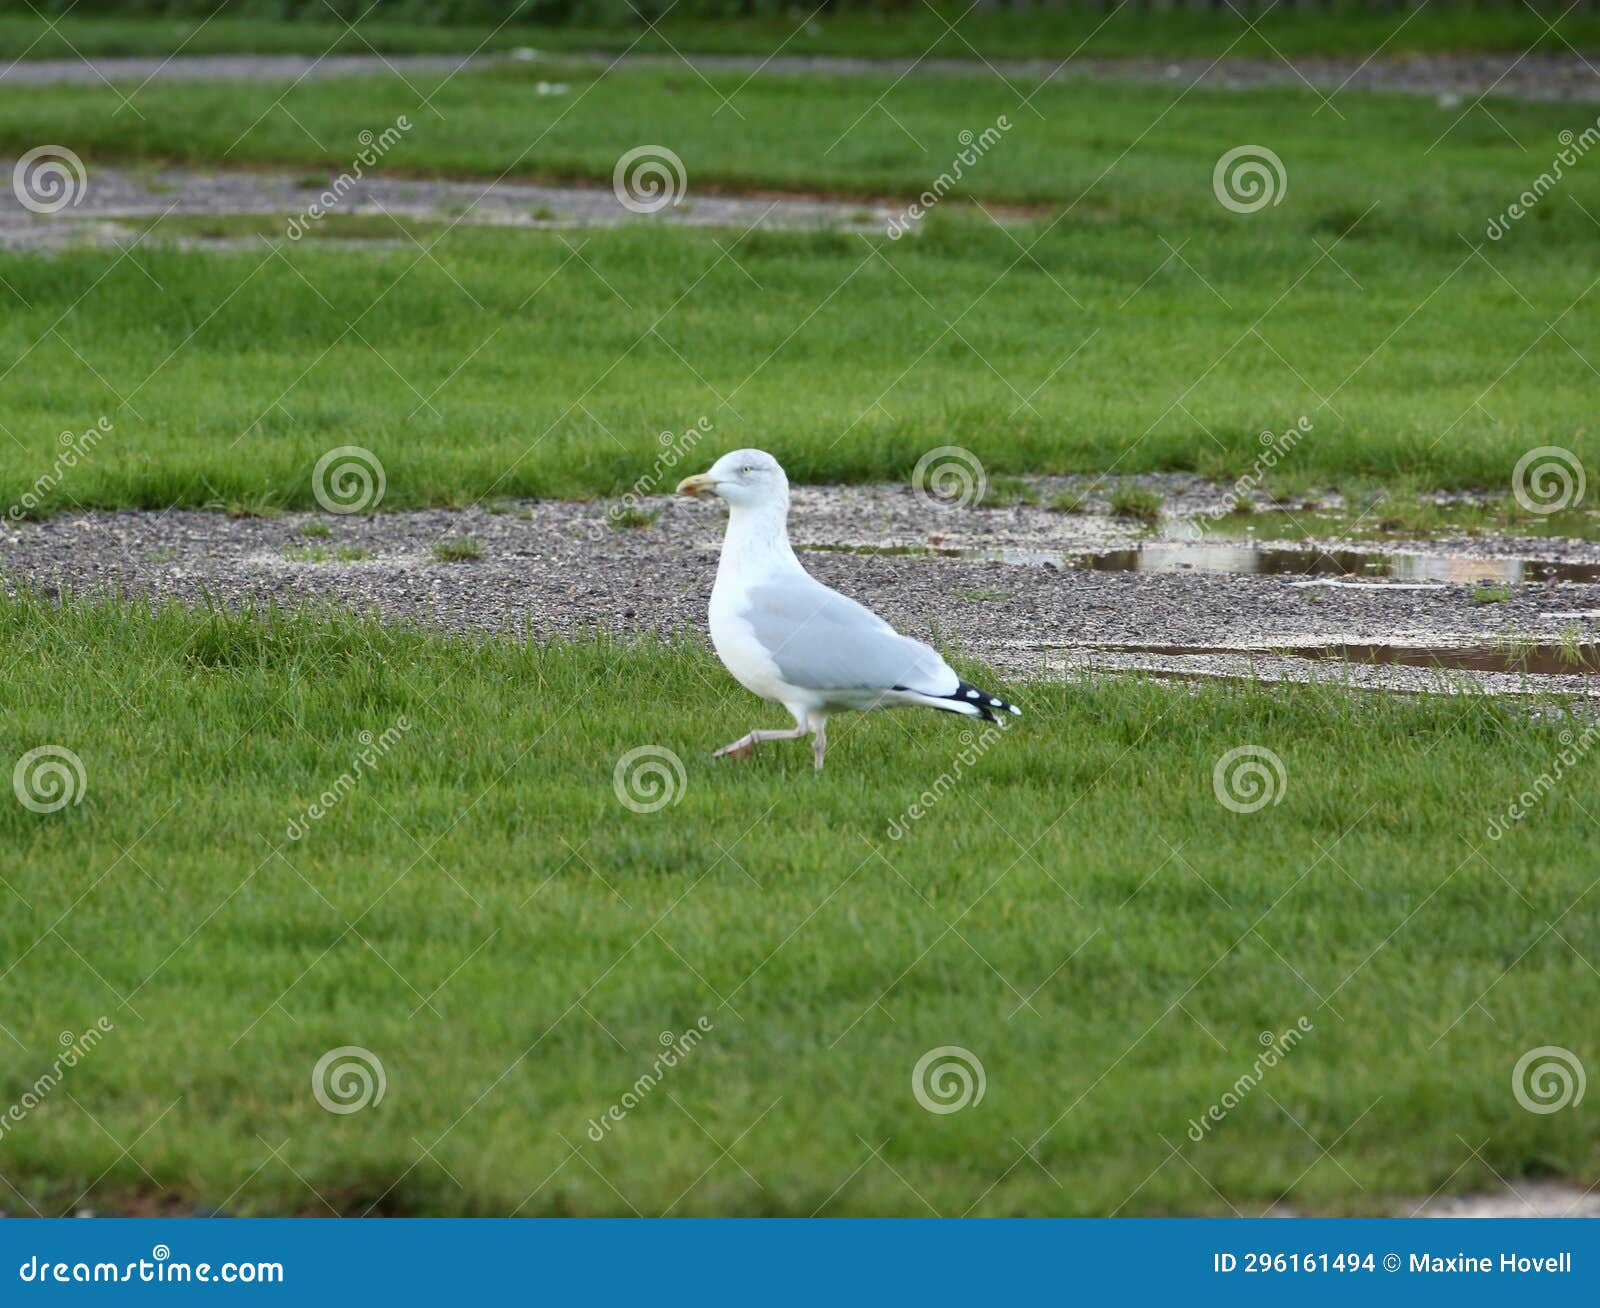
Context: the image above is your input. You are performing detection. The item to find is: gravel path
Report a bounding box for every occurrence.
[0,158,898,251]
[4,48,1599,102]
[0,52,489,88]
[5,476,1598,700]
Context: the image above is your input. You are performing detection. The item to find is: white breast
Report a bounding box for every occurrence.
[708,572,792,704]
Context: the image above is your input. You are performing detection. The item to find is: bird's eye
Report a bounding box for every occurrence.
[740,465,754,473]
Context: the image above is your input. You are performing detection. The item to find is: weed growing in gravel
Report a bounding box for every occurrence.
[977,476,1038,509]
[433,536,484,563]
[609,505,663,530]
[1110,486,1163,524]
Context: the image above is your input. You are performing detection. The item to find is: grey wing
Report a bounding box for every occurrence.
[743,577,959,695]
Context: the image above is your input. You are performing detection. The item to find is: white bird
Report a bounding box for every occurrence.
[676,449,1021,771]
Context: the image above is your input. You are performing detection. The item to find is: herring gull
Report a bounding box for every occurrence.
[676,449,1021,771]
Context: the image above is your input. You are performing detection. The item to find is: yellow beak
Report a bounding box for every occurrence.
[676,473,720,496]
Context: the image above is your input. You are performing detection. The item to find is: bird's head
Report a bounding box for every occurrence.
[676,449,788,509]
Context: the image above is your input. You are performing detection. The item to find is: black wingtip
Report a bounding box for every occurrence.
[949,679,1022,724]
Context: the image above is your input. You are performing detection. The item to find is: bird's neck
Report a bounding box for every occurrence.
[718,496,800,581]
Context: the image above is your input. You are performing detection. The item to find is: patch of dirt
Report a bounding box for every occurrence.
[0,159,904,251]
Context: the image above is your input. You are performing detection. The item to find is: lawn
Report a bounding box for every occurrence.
[1,65,1596,512]
[8,6,1600,61]
[2,56,1592,208]
[0,594,1594,1216]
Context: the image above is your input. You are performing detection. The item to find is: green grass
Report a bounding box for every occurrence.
[1,201,1595,513]
[8,8,1600,61]
[8,58,1596,209]
[432,535,484,562]
[133,212,460,244]
[1110,485,1166,524]
[0,594,1594,1216]
[975,475,1038,510]
[0,56,1593,511]
[283,543,373,562]
[0,61,1593,511]
[609,505,662,529]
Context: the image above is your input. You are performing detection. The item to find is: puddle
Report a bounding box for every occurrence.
[802,542,1600,584]
[1075,544,1600,584]
[1073,641,1600,677]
